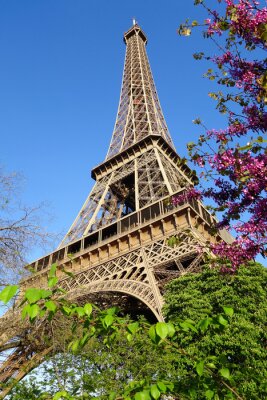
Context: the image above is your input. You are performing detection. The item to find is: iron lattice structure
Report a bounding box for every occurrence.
[0,23,232,397]
[106,25,174,159]
[58,24,177,247]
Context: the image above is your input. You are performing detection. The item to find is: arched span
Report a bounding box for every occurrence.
[0,280,163,398]
[65,279,163,321]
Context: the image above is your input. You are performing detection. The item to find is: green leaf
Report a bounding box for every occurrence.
[106,306,118,315]
[218,315,228,326]
[84,303,93,316]
[0,285,19,304]
[74,306,85,317]
[240,176,250,183]
[28,304,40,320]
[156,382,166,393]
[219,367,230,380]
[53,391,68,400]
[61,305,72,315]
[49,263,57,278]
[259,23,267,42]
[196,360,205,376]
[109,392,116,400]
[25,288,42,304]
[150,384,161,400]
[206,363,216,369]
[223,306,234,317]
[39,309,46,318]
[48,277,58,288]
[219,20,229,31]
[167,236,178,247]
[166,382,174,391]
[148,325,158,344]
[127,322,139,334]
[71,339,80,353]
[22,304,31,319]
[180,321,198,333]
[166,322,175,337]
[80,333,89,347]
[187,141,196,149]
[205,390,214,399]
[189,388,197,399]
[198,317,212,333]
[104,314,114,328]
[255,138,267,144]
[127,333,132,342]
[155,322,169,340]
[135,391,151,400]
[40,289,52,299]
[45,300,57,313]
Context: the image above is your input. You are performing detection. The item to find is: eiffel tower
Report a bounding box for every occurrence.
[0,22,232,397]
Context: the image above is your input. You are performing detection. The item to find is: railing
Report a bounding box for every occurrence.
[27,189,231,273]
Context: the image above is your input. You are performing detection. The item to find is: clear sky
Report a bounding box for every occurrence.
[0,0,251,262]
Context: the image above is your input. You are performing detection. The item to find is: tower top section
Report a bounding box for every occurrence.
[106,23,175,160]
[124,23,148,45]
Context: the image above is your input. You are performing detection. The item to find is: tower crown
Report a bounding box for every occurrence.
[124,23,148,44]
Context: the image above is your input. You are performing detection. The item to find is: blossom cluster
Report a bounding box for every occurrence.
[207,0,267,46]
[225,0,267,45]
[176,0,267,271]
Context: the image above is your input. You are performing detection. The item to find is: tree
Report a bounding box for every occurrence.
[2,262,266,400]
[0,167,55,285]
[177,0,267,270]
[164,261,267,399]
[7,326,177,400]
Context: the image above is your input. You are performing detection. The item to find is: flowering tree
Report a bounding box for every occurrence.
[177,0,267,270]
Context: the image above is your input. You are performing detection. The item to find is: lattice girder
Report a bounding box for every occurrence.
[107,24,174,160]
[60,137,194,247]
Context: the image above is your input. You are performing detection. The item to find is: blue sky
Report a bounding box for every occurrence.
[0,1,250,261]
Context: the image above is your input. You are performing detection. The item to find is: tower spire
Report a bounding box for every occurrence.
[106,23,174,160]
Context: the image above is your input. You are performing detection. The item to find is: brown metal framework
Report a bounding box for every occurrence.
[106,24,174,159]
[0,23,232,397]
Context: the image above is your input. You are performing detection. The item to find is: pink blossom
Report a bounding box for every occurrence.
[186,0,267,271]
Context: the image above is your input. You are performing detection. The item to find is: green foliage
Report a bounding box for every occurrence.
[7,325,177,400]
[164,262,267,399]
[5,379,47,400]
[0,285,18,303]
[2,262,267,399]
